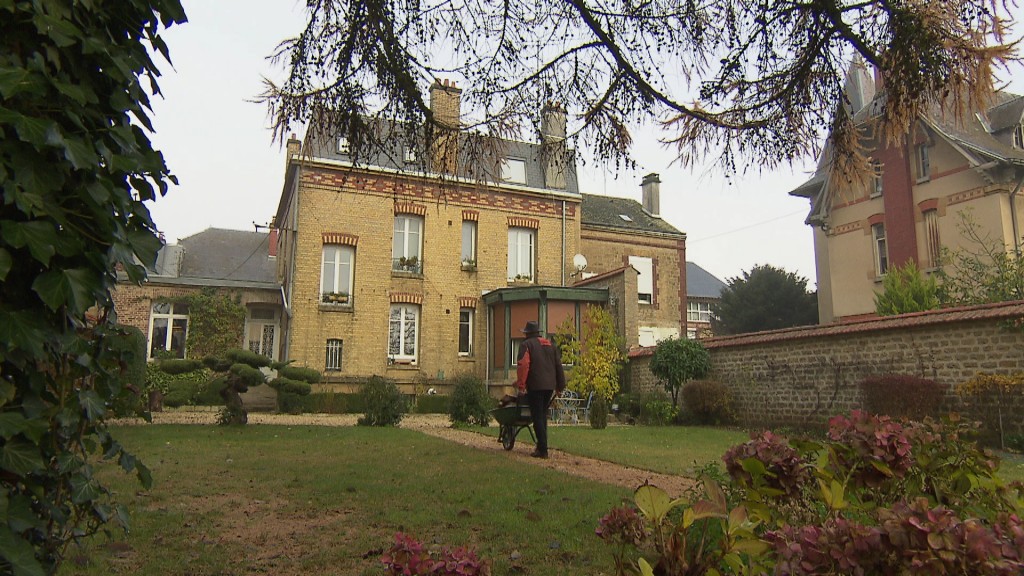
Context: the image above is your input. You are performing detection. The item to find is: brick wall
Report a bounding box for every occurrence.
[286,167,582,387]
[627,301,1024,436]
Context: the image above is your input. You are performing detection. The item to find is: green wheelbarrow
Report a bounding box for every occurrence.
[490,401,536,450]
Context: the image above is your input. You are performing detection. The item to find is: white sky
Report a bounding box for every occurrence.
[147,0,1023,289]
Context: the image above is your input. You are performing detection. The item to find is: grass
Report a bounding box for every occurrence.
[62,425,630,576]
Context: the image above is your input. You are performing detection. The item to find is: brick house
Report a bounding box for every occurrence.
[684,262,727,339]
[112,228,283,360]
[272,81,688,393]
[791,65,1024,322]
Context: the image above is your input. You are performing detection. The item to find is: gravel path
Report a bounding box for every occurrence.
[121,410,696,498]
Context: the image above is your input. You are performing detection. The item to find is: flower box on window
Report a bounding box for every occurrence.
[509,273,532,284]
[322,291,350,304]
[393,256,422,274]
[460,258,477,272]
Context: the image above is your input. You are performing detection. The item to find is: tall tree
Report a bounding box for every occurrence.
[262,0,1017,178]
[0,2,185,573]
[648,337,711,411]
[712,265,818,335]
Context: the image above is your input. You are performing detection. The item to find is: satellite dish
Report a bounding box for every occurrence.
[572,253,588,271]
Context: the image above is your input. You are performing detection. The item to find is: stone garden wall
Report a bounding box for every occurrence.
[627,301,1024,437]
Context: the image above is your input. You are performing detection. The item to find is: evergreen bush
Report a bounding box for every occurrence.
[224,348,272,368]
[157,358,204,375]
[358,376,405,426]
[414,394,450,414]
[681,379,733,424]
[589,394,609,429]
[448,374,494,426]
[106,325,148,415]
[278,365,322,383]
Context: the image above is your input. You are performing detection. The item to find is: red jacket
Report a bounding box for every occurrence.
[515,336,567,394]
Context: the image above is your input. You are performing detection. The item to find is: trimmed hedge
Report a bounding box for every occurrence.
[157,358,204,375]
[277,365,322,384]
[229,363,266,387]
[224,348,271,368]
[413,394,449,414]
[270,377,312,396]
[859,374,945,420]
[680,379,733,425]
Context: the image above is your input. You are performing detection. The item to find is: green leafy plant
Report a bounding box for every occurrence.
[381,532,491,575]
[643,399,677,426]
[956,372,1024,450]
[0,2,185,573]
[359,376,406,426]
[277,365,322,384]
[180,289,246,358]
[874,259,941,315]
[589,394,609,429]
[568,305,625,401]
[648,337,711,412]
[936,209,1024,306]
[859,374,945,420]
[448,374,494,426]
[680,379,733,425]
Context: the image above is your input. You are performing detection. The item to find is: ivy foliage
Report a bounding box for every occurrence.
[564,305,625,401]
[182,288,246,359]
[0,2,185,574]
[648,337,711,412]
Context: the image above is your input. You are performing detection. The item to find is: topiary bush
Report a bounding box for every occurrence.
[680,379,733,424]
[161,369,214,407]
[859,373,945,420]
[358,375,405,426]
[106,324,148,416]
[269,376,313,414]
[157,358,204,375]
[224,348,272,368]
[448,374,494,426]
[277,365,322,384]
[414,394,449,414]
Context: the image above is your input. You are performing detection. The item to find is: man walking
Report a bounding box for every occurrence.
[515,320,566,458]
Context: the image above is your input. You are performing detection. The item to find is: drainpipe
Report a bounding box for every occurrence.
[561,200,566,286]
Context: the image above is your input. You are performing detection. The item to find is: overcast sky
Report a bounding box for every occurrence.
[147,0,1023,289]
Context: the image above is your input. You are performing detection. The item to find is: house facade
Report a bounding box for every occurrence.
[791,66,1024,322]
[684,262,727,339]
[112,228,284,360]
[273,81,687,393]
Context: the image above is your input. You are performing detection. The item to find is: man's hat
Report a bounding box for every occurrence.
[521,320,541,334]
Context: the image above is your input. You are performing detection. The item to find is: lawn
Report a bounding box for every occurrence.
[63,425,631,576]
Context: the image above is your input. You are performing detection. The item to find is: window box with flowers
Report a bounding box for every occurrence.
[509,273,533,285]
[322,291,350,305]
[460,258,477,272]
[393,256,422,274]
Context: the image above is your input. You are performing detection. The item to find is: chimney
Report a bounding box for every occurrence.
[268,228,279,258]
[873,65,885,94]
[429,79,462,174]
[286,133,301,169]
[541,102,568,189]
[641,173,661,218]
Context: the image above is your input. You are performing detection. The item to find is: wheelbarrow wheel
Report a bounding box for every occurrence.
[499,424,515,450]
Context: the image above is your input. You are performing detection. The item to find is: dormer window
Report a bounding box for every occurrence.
[338,137,350,155]
[1014,124,1023,149]
[915,144,930,183]
[500,158,527,184]
[404,146,417,164]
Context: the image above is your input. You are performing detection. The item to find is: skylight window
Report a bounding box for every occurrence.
[618,214,633,222]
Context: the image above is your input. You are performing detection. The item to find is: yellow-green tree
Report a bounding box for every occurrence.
[564,306,625,401]
[957,372,1024,450]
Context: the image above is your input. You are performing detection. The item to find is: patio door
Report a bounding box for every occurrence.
[246,307,279,360]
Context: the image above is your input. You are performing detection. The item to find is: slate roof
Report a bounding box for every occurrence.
[151,228,276,287]
[580,194,684,237]
[686,262,727,299]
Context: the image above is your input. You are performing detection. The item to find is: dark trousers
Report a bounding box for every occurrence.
[527,389,554,454]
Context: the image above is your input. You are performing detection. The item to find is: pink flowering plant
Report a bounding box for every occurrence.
[381,533,491,576]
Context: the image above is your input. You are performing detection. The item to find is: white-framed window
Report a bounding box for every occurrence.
[1014,124,1023,149]
[872,223,889,276]
[510,337,524,366]
[924,209,941,268]
[507,227,535,281]
[629,256,653,304]
[325,339,343,371]
[149,302,189,359]
[458,308,474,355]
[388,304,419,363]
[915,144,930,182]
[687,301,712,323]
[500,158,527,184]
[338,137,350,155]
[321,244,354,300]
[393,215,423,272]
[461,220,477,264]
[870,160,883,198]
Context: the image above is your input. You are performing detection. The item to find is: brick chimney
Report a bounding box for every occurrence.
[541,102,568,189]
[286,133,301,169]
[429,79,461,174]
[641,173,661,218]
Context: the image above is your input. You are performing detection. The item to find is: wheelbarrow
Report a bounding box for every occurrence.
[490,400,535,450]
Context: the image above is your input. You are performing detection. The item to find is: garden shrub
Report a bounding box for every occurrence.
[270,376,313,414]
[224,348,271,368]
[589,394,609,429]
[277,365,322,384]
[859,373,945,420]
[448,374,493,426]
[157,358,204,375]
[680,379,732,424]
[162,370,214,407]
[597,410,1024,575]
[414,394,449,414]
[106,325,148,415]
[359,376,405,426]
[229,362,267,387]
[613,391,673,424]
[642,399,676,426]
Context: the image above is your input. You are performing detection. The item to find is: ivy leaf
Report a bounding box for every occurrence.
[0,66,44,99]
[5,493,45,533]
[0,220,58,266]
[78,390,106,421]
[0,525,45,576]
[0,380,15,408]
[0,310,47,358]
[13,113,58,149]
[0,438,45,476]
[32,268,97,313]
[0,247,11,281]
[0,412,28,438]
[69,473,102,505]
[135,461,153,490]
[62,136,97,170]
